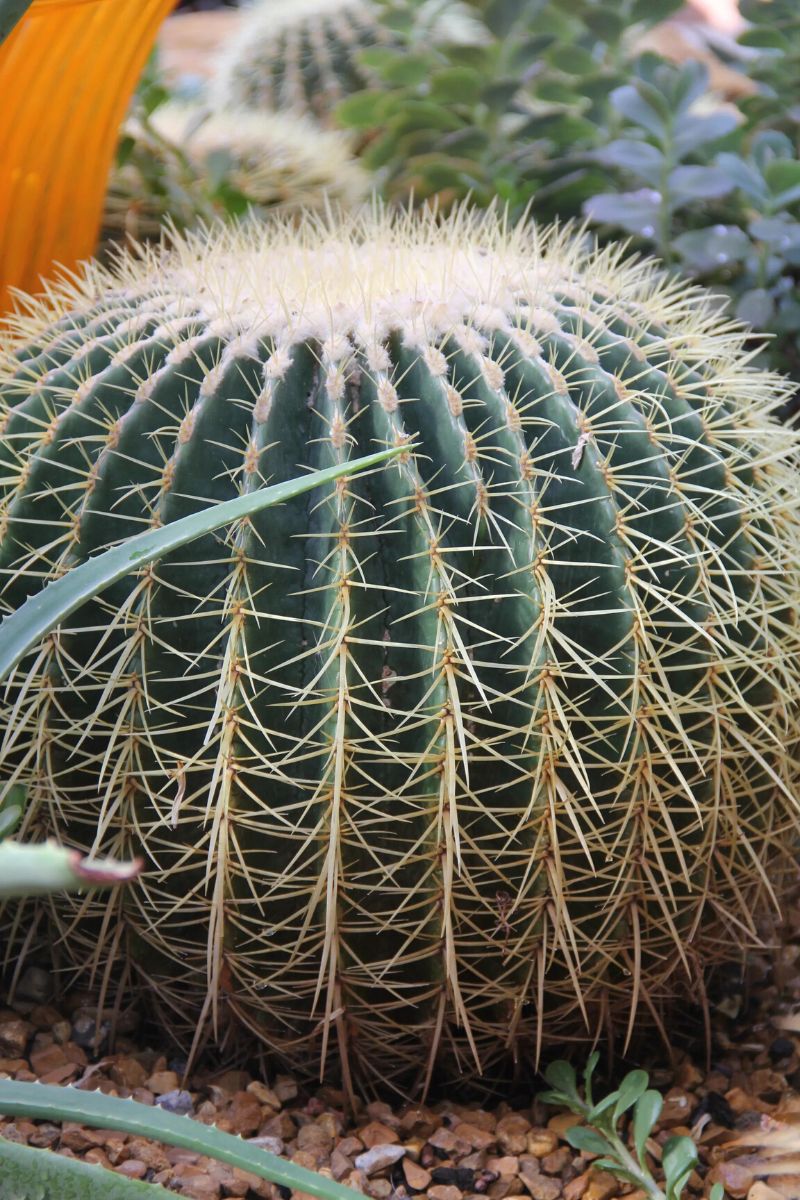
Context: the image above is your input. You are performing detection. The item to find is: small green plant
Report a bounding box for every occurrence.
[540,1055,725,1200]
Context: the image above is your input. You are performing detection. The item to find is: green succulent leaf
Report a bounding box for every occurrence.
[0,841,141,900]
[668,165,735,203]
[612,1070,650,1120]
[593,138,663,186]
[672,225,751,273]
[565,1126,612,1157]
[543,1060,580,1100]
[662,1135,698,1200]
[633,1090,662,1166]
[611,84,667,139]
[583,189,660,237]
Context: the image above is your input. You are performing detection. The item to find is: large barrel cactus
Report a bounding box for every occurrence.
[1,211,798,1094]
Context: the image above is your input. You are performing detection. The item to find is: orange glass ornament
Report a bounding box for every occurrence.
[0,0,175,310]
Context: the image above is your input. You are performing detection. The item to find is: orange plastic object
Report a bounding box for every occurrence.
[0,0,175,311]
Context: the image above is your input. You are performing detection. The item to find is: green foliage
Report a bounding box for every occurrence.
[0,1081,363,1200]
[0,1136,171,1199]
[733,0,800,135]
[540,1057,725,1200]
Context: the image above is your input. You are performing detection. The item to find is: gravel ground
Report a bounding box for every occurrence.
[1,898,799,1200]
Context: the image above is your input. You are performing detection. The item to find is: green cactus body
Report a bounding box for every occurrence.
[1,212,798,1093]
[213,0,393,120]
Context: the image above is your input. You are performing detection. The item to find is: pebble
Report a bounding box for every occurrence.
[354,1143,406,1176]
[403,1158,433,1191]
[156,1089,194,1115]
[15,967,52,1003]
[496,1115,531,1155]
[584,1173,618,1200]
[359,1120,399,1148]
[428,1186,463,1200]
[0,1019,30,1058]
[527,1129,558,1158]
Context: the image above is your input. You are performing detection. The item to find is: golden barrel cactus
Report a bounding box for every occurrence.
[1,211,798,1094]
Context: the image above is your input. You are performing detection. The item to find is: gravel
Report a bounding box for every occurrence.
[1,896,799,1200]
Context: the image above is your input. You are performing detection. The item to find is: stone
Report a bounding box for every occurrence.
[354,1143,406,1176]
[0,1019,31,1058]
[247,1080,282,1108]
[366,1101,400,1129]
[273,1075,298,1102]
[746,1184,786,1200]
[359,1120,400,1148]
[518,1170,562,1200]
[331,1148,354,1180]
[156,1089,194,1115]
[563,1172,591,1200]
[403,1159,432,1191]
[496,1116,531,1155]
[116,1160,148,1180]
[70,1014,110,1053]
[260,1112,297,1140]
[16,968,53,1003]
[40,1061,79,1085]
[455,1122,497,1151]
[429,1125,472,1157]
[227,1090,263,1136]
[337,1135,365,1158]
[658,1088,694,1127]
[584,1172,619,1200]
[146,1069,180,1095]
[59,1123,106,1152]
[542,1149,571,1175]
[28,1123,60,1149]
[433,1166,477,1190]
[399,1105,439,1138]
[29,1043,68,1076]
[527,1130,558,1158]
[713,1162,755,1198]
[247,1135,285,1155]
[170,1164,221,1199]
[546,1114,581,1139]
[366,1180,392,1199]
[487,1156,519,1177]
[428,1187,462,1200]
[110,1056,148,1090]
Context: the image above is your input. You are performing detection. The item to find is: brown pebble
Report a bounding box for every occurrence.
[170,1163,221,1199]
[546,1114,581,1139]
[455,1122,497,1151]
[247,1080,281,1109]
[59,1123,106,1152]
[429,1125,472,1157]
[541,1148,571,1175]
[429,1186,463,1200]
[584,1172,618,1200]
[562,1171,591,1200]
[28,1123,60,1149]
[227,1090,263,1136]
[519,1170,562,1200]
[273,1075,298,1103]
[367,1179,392,1199]
[359,1120,400,1148]
[146,1069,179,1095]
[331,1148,354,1180]
[496,1115,531,1155]
[124,1137,171,1171]
[403,1158,432,1191]
[109,1056,148,1090]
[713,1162,755,1198]
[116,1159,148,1180]
[84,1147,113,1171]
[0,1019,31,1058]
[746,1184,785,1200]
[486,1156,519,1177]
[527,1130,558,1158]
[658,1088,693,1128]
[337,1135,365,1157]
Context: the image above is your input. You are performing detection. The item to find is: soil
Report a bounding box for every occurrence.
[1,895,800,1200]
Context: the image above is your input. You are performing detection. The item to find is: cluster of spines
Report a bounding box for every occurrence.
[0,222,798,1095]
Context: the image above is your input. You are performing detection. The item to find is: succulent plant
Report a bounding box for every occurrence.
[1,210,798,1095]
[212,0,395,121]
[104,102,370,245]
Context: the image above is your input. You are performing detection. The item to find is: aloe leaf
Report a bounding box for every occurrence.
[0,0,33,46]
[0,840,143,899]
[0,1082,362,1200]
[0,1135,169,1199]
[0,446,405,685]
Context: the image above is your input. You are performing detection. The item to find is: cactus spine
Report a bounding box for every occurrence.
[1,211,798,1094]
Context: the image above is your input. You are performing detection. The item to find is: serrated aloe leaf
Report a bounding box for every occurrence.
[0,446,405,686]
[0,841,142,899]
[633,1090,663,1166]
[613,1069,650,1121]
[0,0,33,46]
[0,1135,169,1199]
[0,1082,362,1200]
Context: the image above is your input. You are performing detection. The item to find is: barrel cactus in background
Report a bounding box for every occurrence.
[0,210,799,1095]
[212,0,393,120]
[104,102,369,245]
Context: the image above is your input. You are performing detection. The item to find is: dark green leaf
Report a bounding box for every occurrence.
[739,28,790,51]
[431,66,484,102]
[482,77,522,109]
[565,1127,612,1157]
[581,6,626,41]
[547,45,597,75]
[662,1135,697,1200]
[382,55,432,86]
[588,1092,621,1121]
[629,0,682,23]
[592,1158,642,1184]
[543,1060,579,1097]
[752,130,795,170]
[613,1070,650,1121]
[336,90,391,128]
[716,152,769,202]
[765,158,800,197]
[483,0,524,37]
[633,1091,662,1166]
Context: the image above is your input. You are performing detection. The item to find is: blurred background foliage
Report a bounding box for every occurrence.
[106,0,800,416]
